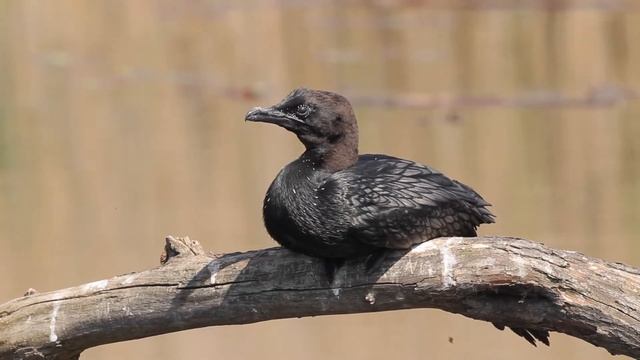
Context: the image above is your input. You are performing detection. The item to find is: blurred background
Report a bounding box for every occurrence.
[1,0,639,359]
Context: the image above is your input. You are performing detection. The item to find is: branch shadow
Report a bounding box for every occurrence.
[168,246,409,324]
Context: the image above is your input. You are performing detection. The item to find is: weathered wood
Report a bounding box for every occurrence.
[0,236,638,359]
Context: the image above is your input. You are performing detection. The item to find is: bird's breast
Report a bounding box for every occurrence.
[263,166,325,238]
[261,163,365,258]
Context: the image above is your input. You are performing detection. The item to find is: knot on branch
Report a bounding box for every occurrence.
[160,236,205,265]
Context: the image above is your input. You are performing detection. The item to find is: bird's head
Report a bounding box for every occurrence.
[245,88,359,161]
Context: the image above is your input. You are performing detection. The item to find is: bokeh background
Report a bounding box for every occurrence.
[1,0,639,359]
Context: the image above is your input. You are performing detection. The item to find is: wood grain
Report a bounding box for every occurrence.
[1,236,638,359]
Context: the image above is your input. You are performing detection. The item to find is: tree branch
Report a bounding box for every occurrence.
[1,236,639,359]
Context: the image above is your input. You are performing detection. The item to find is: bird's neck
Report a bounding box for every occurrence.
[303,140,358,172]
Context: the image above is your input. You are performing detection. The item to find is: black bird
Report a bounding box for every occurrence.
[246,88,549,346]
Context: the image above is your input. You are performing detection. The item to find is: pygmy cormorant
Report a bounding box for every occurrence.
[245,88,549,347]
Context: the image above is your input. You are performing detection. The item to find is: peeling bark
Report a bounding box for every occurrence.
[0,236,638,359]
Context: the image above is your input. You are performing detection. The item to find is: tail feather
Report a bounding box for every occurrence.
[493,323,550,347]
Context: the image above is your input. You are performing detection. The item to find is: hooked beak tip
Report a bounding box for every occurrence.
[244,107,264,122]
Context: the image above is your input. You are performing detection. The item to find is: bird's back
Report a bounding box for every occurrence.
[322,154,495,250]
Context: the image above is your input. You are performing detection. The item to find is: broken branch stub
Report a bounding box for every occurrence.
[160,236,206,264]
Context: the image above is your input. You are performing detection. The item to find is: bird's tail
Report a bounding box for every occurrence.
[493,323,550,347]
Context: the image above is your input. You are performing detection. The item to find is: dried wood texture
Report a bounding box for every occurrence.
[0,236,638,359]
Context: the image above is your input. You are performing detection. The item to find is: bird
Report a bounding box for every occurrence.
[245,88,549,347]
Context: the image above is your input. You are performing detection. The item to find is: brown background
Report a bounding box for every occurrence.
[0,1,638,359]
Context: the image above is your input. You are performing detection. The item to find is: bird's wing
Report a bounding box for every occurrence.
[319,154,495,249]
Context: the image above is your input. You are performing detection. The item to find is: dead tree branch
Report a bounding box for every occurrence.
[1,236,639,359]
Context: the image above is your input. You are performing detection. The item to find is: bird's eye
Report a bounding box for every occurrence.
[296,104,311,118]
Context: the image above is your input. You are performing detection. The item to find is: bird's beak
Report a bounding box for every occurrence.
[245,106,307,132]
